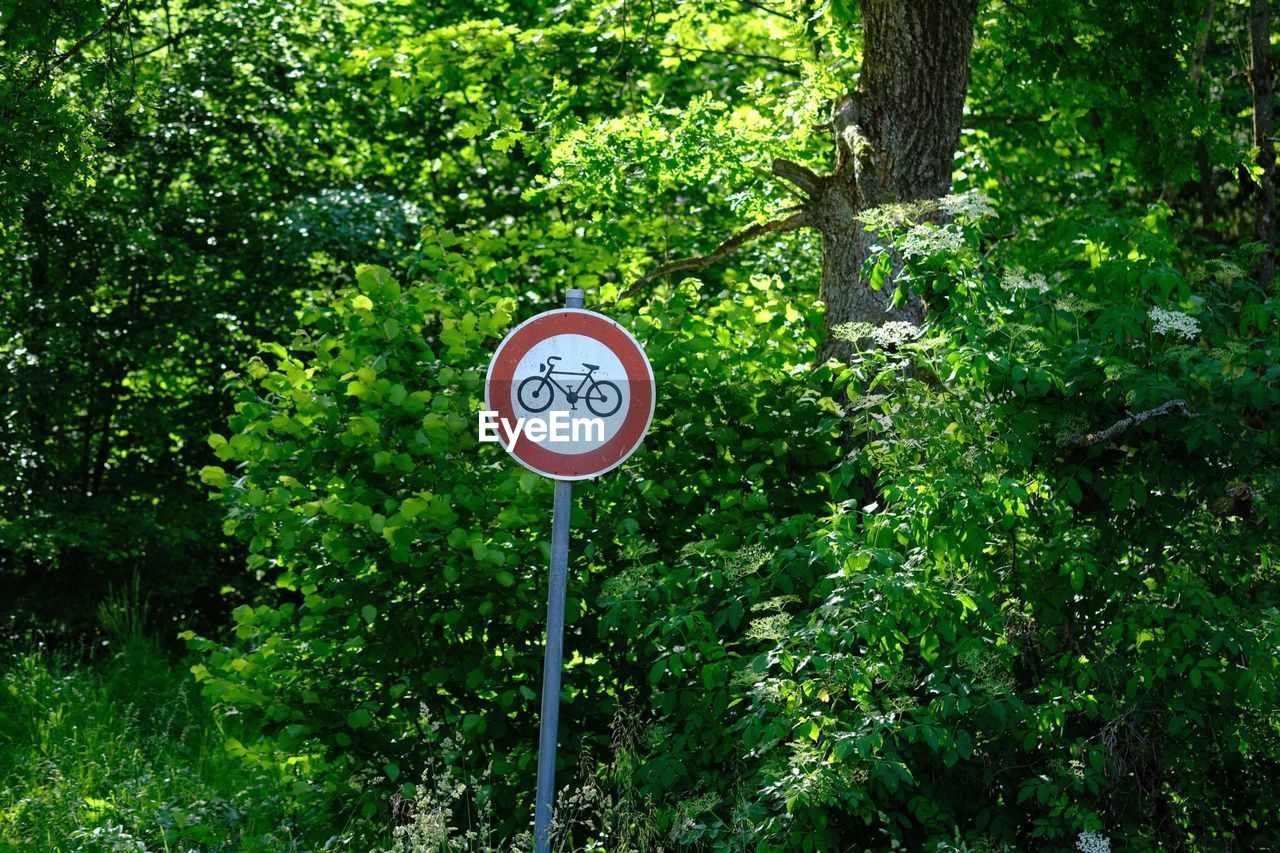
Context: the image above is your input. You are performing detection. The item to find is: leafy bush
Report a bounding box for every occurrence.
[195,189,1279,850]
[187,236,837,840]
[597,200,1280,849]
[9,0,1278,849]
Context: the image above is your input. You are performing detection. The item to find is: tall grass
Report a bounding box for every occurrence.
[0,586,661,851]
[0,603,303,850]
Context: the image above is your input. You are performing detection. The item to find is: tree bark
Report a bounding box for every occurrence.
[814,0,978,358]
[1190,1,1217,223]
[1250,0,1276,290]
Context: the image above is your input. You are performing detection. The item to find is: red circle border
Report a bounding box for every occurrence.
[484,309,654,480]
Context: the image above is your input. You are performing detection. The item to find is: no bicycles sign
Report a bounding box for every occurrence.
[483,291,655,852]
[484,306,655,480]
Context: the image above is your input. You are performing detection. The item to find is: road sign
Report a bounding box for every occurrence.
[483,291,654,853]
[484,306,655,480]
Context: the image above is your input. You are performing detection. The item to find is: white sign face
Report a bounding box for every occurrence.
[508,333,631,455]
[484,309,655,480]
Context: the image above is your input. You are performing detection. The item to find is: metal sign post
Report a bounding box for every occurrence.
[532,289,582,853]
[483,287,654,853]
[533,476,573,851]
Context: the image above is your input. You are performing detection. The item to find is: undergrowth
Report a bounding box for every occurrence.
[0,623,305,849]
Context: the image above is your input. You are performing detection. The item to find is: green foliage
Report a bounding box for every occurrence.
[0,0,429,634]
[197,202,1280,848]
[3,0,1278,849]
[0,639,304,849]
[607,199,1280,848]
[187,249,838,838]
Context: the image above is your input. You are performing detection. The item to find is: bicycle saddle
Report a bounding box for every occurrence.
[582,362,600,370]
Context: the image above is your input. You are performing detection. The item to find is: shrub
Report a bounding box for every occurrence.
[187,244,836,841]
[194,199,1279,848]
[599,201,1280,849]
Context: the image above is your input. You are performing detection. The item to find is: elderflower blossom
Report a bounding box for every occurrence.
[1076,831,1111,853]
[1210,340,1249,362]
[599,565,652,600]
[857,200,933,233]
[1001,268,1050,295]
[725,543,772,579]
[871,321,924,347]
[832,321,873,343]
[746,613,792,641]
[1148,306,1200,341]
[1054,295,1099,314]
[832,321,923,348]
[957,644,1014,693]
[900,223,965,258]
[1209,258,1244,284]
[938,189,996,220]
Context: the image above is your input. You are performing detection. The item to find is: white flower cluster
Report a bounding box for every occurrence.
[1210,259,1244,284]
[1076,831,1111,853]
[871,321,925,347]
[746,613,792,641]
[832,321,924,348]
[938,189,996,220]
[725,543,772,579]
[598,565,652,600]
[1054,295,1099,314]
[752,594,801,613]
[1149,306,1200,341]
[1002,268,1050,295]
[857,200,933,233]
[901,224,965,258]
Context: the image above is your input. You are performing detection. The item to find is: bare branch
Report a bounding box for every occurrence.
[771,158,824,196]
[738,0,793,20]
[25,0,130,93]
[1058,399,1195,448]
[656,42,798,71]
[124,26,193,61]
[618,210,809,301]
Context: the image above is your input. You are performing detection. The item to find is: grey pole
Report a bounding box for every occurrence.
[533,287,584,853]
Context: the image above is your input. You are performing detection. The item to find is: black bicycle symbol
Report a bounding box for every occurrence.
[517,356,623,417]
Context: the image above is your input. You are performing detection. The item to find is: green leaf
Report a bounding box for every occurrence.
[199,466,230,488]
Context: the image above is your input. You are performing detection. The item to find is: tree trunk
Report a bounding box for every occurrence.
[1190,2,1217,224]
[1250,0,1276,290]
[812,0,978,358]
[632,0,980,355]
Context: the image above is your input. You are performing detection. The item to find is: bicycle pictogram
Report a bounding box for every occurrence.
[517,356,623,418]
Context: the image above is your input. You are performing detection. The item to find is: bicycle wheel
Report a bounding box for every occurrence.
[517,375,555,413]
[585,380,622,417]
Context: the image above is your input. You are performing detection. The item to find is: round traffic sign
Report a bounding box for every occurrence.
[484,308,655,480]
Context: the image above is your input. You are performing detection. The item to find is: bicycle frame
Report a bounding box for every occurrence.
[540,358,599,400]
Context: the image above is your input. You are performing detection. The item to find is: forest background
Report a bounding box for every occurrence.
[1,0,1278,849]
